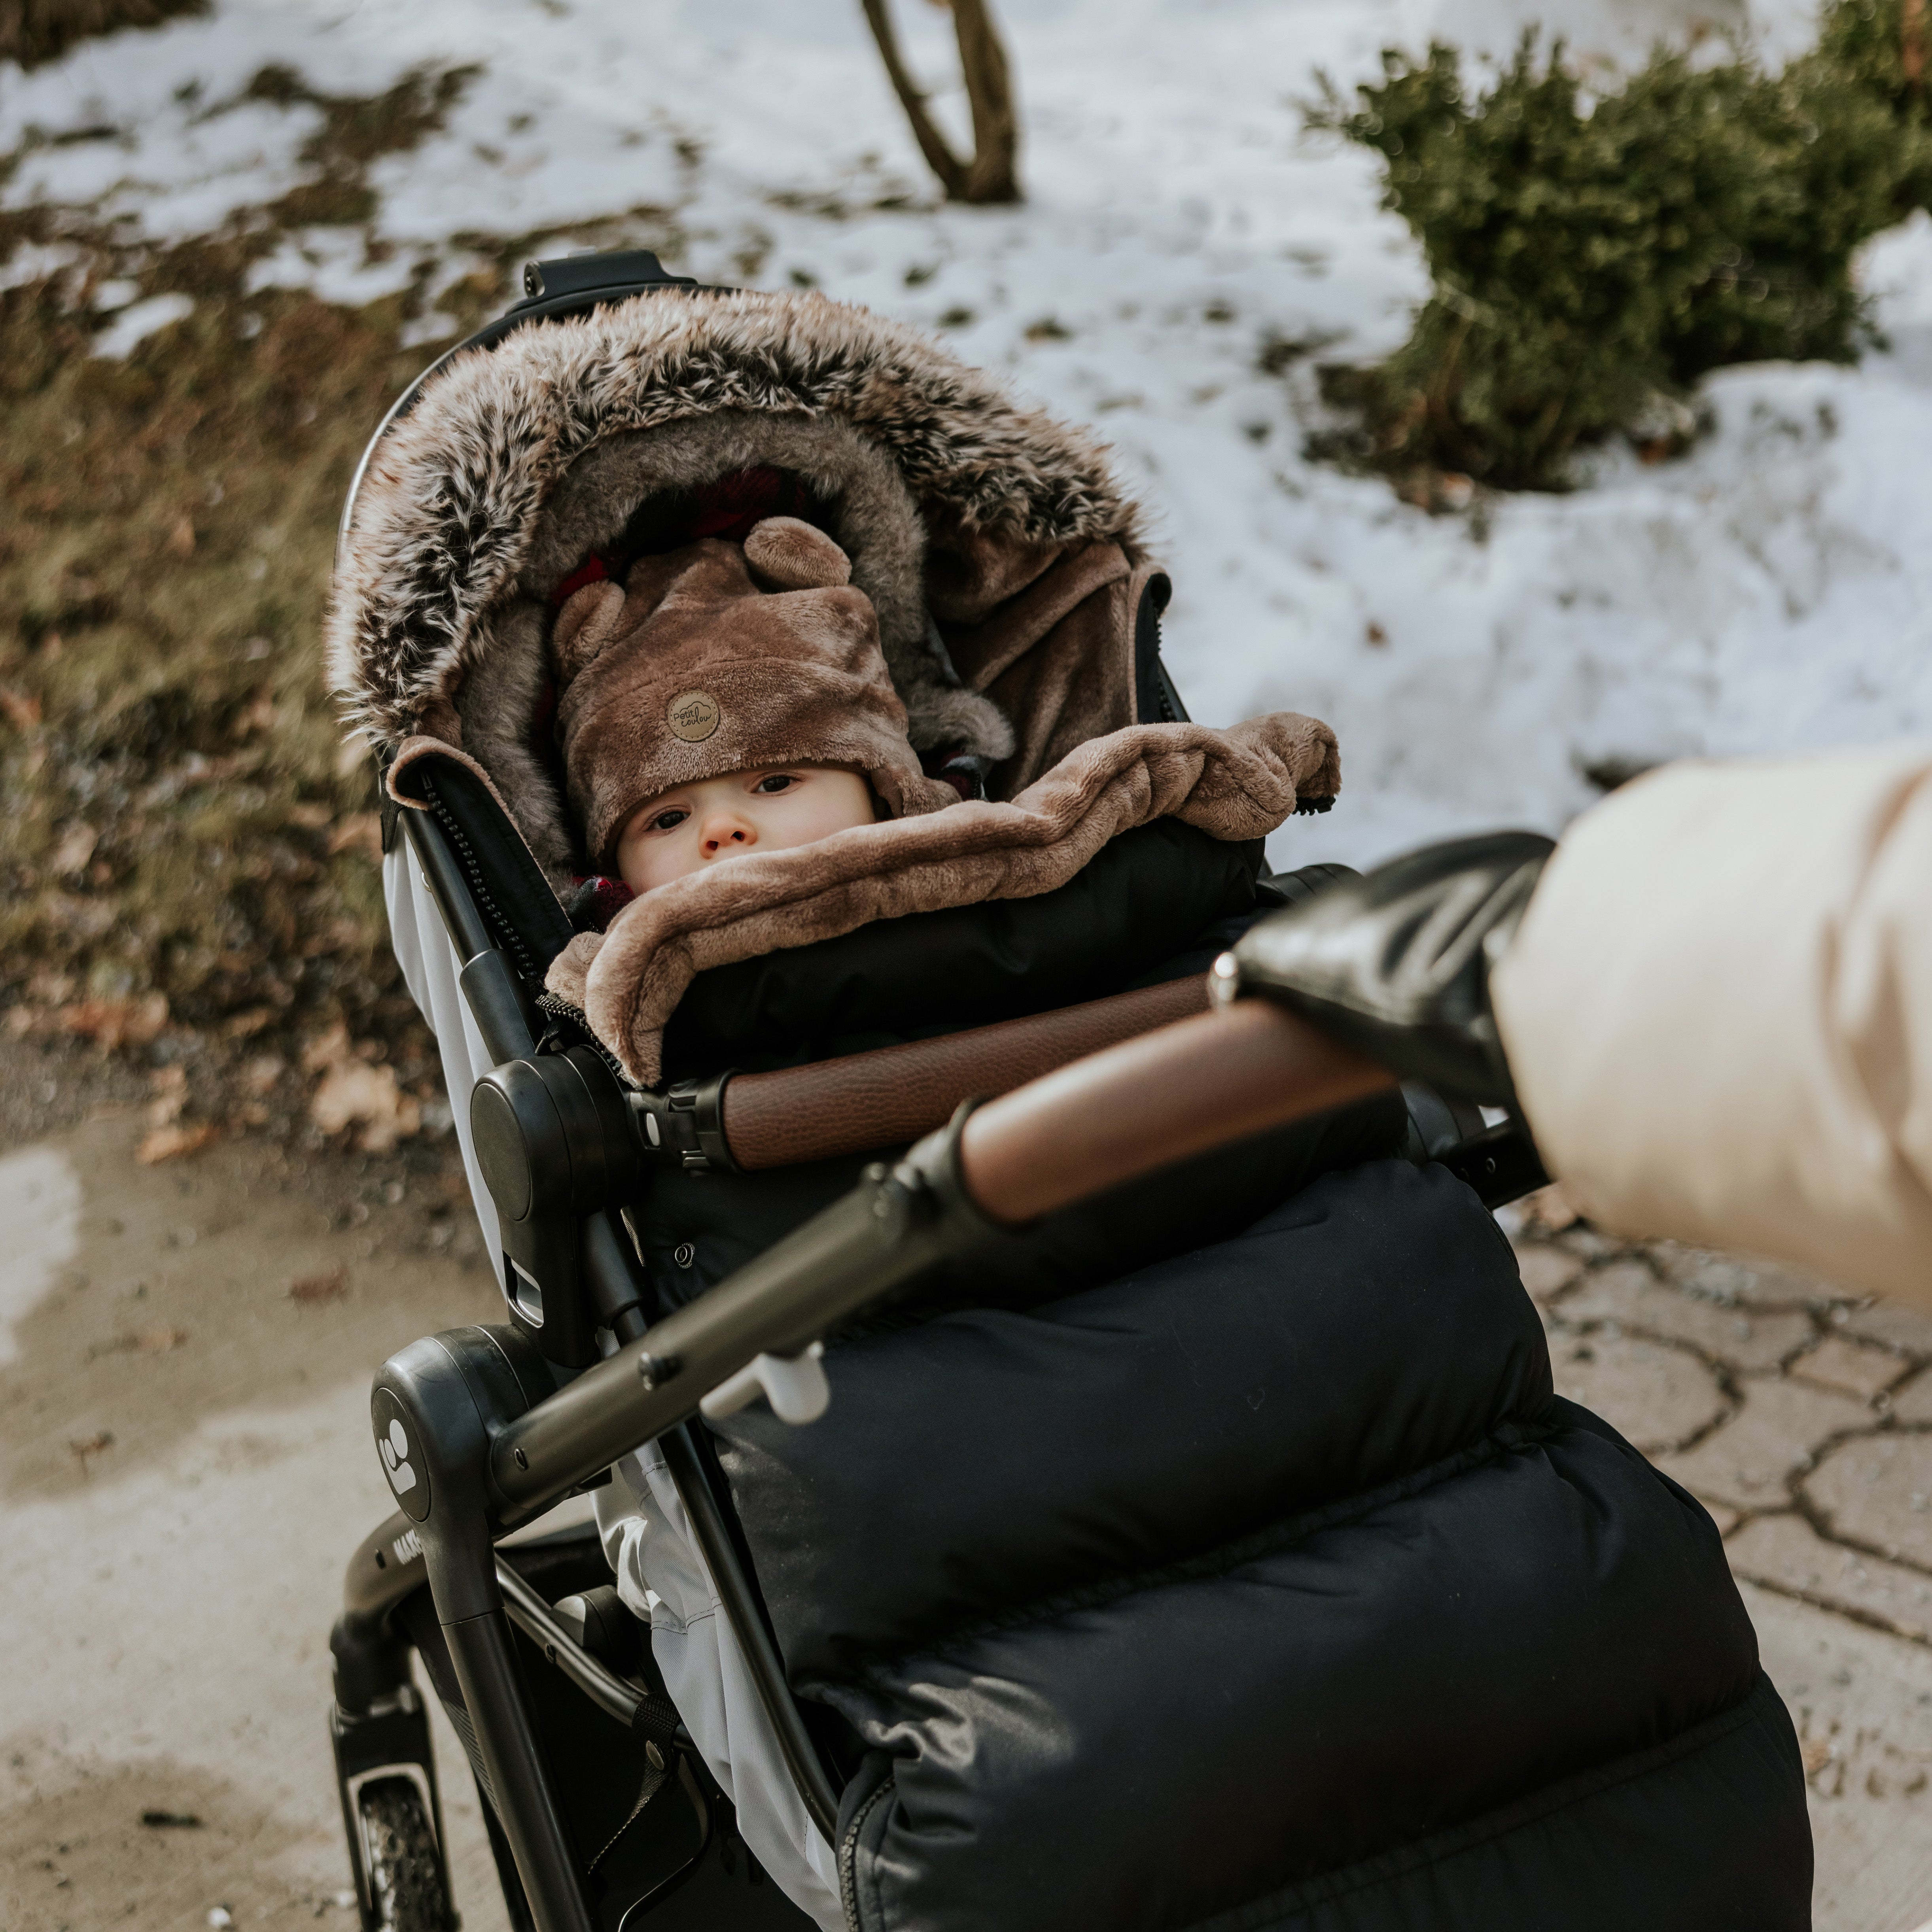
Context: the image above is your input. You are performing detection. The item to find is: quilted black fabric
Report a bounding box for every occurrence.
[624,826,1810,1932]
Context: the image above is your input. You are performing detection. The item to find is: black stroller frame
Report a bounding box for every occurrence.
[325,252,1548,1932]
[341,776,1273,1932]
[333,772,895,1932]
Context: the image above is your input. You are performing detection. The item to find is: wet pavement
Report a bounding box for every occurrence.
[0,1071,516,1932]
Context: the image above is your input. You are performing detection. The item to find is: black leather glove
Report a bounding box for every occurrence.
[1215,831,1554,1107]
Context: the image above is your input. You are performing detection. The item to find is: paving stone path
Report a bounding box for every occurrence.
[1511,1216,1932,1931]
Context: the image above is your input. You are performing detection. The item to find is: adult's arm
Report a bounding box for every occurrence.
[1489,745,1932,1302]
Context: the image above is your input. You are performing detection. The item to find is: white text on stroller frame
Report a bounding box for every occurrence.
[380,1418,418,1495]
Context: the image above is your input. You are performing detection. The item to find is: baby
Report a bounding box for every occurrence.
[549,514,959,912]
[615,763,877,894]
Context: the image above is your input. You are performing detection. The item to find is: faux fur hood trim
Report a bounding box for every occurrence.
[546,712,1339,1088]
[328,287,1146,753]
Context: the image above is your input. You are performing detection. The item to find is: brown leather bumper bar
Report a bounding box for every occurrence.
[489,996,1401,1524]
[718,973,1211,1170]
[958,999,1399,1225]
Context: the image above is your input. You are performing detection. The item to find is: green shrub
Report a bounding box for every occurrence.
[1308,0,1932,490]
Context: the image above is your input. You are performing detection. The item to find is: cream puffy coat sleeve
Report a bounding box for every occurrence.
[1490,744,1932,1304]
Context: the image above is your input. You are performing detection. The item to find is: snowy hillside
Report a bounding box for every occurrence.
[7,0,1930,869]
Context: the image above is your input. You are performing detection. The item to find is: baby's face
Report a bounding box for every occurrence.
[615,764,877,894]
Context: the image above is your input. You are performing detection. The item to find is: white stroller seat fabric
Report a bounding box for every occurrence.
[384,846,840,1928]
[597,1456,842,1929]
[384,848,505,1293]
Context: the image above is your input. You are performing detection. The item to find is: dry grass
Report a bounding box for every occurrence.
[242,62,484,229]
[1,268,411,1027]
[0,61,516,1114]
[0,48,686,1140]
[0,0,206,72]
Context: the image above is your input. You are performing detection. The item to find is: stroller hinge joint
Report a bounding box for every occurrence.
[471,1045,659,1367]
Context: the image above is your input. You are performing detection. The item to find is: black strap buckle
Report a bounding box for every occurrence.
[631,1071,737,1174]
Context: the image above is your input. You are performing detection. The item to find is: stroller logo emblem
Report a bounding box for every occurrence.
[667,690,721,742]
[380,1419,417,1496]
[372,1389,431,1519]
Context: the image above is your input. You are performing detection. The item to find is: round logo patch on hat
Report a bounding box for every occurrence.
[667,690,721,743]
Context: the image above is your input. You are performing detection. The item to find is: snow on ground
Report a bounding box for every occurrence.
[6,0,1930,869]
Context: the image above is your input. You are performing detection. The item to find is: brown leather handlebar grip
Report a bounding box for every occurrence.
[720,974,1212,1171]
[956,999,1398,1225]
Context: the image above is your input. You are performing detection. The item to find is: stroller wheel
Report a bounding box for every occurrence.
[358,1777,456,1932]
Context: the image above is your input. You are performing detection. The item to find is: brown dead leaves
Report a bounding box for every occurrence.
[48,822,98,875]
[69,994,168,1048]
[289,1266,348,1306]
[8,989,170,1051]
[146,1067,187,1124]
[1392,468,1475,515]
[87,1326,190,1360]
[135,1063,218,1164]
[326,812,382,863]
[304,1022,420,1153]
[136,1123,218,1164]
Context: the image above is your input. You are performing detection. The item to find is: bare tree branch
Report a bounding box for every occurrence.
[952,0,1021,202]
[861,0,1022,205]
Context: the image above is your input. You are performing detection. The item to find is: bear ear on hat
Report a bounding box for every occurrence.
[552,577,625,679]
[744,516,852,592]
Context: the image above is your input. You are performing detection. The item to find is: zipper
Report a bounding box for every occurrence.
[534,988,637,1085]
[1151,609,1189,725]
[420,774,543,984]
[1135,583,1187,726]
[414,769,638,1082]
[837,1776,893,1931]
[1150,599,1176,723]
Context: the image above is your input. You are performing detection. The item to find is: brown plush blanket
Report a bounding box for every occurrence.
[543,712,1337,1086]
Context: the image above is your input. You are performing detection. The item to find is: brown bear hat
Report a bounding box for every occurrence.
[552,516,958,867]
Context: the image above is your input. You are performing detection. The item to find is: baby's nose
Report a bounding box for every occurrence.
[701,815,756,857]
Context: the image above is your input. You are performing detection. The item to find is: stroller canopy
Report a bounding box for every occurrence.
[329,282,1173,893]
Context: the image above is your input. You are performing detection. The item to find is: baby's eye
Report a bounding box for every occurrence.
[650,807,690,833]
[753,774,797,794]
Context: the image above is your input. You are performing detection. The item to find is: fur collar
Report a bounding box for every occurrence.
[328,287,1146,774]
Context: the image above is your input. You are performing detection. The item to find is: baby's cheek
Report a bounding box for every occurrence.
[801,773,880,841]
[618,835,679,895]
